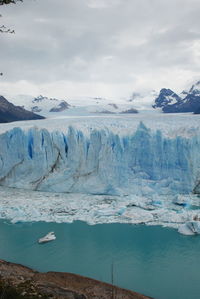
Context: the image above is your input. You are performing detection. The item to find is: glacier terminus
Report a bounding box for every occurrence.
[0,113,199,232]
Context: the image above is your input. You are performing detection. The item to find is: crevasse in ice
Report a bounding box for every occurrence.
[0,122,199,196]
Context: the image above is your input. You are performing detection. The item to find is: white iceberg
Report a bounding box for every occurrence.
[178,221,200,236]
[38,231,56,244]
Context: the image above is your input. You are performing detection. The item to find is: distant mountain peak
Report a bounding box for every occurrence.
[189,80,200,95]
[7,95,72,115]
[0,95,45,123]
[153,81,200,113]
[50,100,70,112]
[152,88,181,109]
[32,95,59,103]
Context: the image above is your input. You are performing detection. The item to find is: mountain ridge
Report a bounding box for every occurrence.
[0,95,45,123]
[153,81,200,113]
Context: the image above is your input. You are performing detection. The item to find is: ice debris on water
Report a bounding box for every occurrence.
[0,187,200,235]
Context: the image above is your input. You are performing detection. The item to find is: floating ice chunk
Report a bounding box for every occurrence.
[0,186,200,234]
[38,231,56,244]
[178,221,200,235]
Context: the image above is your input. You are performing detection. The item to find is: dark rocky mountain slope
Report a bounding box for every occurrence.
[153,81,200,113]
[0,96,45,123]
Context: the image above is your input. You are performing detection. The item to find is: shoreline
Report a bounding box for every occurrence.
[0,259,151,299]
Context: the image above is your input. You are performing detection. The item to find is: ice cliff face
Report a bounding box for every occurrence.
[0,122,200,196]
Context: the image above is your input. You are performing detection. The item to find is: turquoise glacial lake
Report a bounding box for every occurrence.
[0,220,199,299]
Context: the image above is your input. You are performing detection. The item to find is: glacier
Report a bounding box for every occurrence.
[0,114,200,233]
[0,121,200,196]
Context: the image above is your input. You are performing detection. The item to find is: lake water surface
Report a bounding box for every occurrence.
[0,220,199,299]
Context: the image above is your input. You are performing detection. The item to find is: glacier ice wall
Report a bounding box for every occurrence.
[0,122,200,196]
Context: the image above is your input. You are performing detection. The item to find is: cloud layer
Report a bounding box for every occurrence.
[0,0,200,98]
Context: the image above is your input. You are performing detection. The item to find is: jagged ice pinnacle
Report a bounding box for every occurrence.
[0,122,199,196]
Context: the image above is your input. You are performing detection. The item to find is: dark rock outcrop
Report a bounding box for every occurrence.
[50,100,70,112]
[108,103,118,109]
[194,107,200,114]
[121,108,138,114]
[31,106,42,113]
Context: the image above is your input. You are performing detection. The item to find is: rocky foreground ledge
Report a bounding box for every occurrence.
[0,260,151,299]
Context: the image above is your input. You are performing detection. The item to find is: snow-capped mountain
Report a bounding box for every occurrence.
[3,80,200,116]
[153,81,200,113]
[0,95,45,123]
[7,94,143,116]
[69,96,140,114]
[188,80,200,96]
[152,89,182,109]
[9,95,71,116]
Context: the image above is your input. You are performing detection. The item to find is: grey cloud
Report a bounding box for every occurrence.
[0,0,200,94]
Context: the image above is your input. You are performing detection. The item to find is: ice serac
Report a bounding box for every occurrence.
[0,123,200,196]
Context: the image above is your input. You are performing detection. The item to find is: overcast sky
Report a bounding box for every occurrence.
[0,0,200,99]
